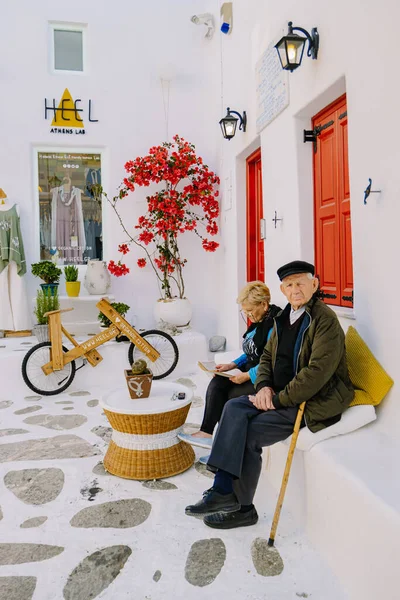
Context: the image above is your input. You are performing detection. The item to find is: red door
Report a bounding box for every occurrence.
[313,95,353,307]
[246,149,265,282]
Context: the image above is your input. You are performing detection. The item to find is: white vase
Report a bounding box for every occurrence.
[154,298,192,327]
[84,260,111,295]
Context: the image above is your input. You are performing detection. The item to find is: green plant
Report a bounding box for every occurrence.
[34,288,60,325]
[64,265,79,282]
[130,359,151,374]
[98,302,130,328]
[31,261,62,284]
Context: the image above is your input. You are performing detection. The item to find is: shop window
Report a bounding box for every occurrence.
[51,25,85,73]
[37,152,102,265]
[313,95,353,308]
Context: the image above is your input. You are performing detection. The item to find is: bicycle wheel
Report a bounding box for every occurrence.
[128,330,179,380]
[22,342,76,396]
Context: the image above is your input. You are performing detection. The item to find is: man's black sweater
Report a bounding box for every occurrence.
[273,313,305,392]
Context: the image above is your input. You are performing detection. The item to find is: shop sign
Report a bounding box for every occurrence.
[44,88,98,135]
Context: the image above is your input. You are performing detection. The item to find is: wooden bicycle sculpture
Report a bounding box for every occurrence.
[22,298,179,396]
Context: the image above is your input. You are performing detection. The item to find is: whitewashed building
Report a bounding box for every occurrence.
[0,1,399,598]
[215,2,400,598]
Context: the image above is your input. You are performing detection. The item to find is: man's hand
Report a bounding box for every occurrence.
[249,387,276,411]
[215,362,236,372]
[229,372,250,384]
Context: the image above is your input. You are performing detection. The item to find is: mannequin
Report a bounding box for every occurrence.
[0,193,20,216]
[0,193,31,331]
[62,176,72,193]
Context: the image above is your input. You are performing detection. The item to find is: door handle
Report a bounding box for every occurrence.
[260,219,266,240]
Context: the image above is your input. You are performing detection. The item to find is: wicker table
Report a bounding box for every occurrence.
[101,382,195,480]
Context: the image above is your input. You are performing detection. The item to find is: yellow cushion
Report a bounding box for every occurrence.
[345,326,394,407]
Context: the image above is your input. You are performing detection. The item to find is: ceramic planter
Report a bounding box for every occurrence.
[32,324,50,343]
[154,298,192,327]
[66,281,81,297]
[124,370,153,399]
[84,260,111,295]
[40,283,59,296]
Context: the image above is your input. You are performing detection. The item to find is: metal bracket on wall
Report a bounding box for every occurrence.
[342,290,354,304]
[272,211,283,229]
[363,178,381,204]
[319,291,337,300]
[303,120,334,153]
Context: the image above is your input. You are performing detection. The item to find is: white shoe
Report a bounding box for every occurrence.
[198,454,210,465]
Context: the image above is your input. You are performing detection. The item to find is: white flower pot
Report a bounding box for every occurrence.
[84,260,111,295]
[32,324,49,343]
[154,298,192,327]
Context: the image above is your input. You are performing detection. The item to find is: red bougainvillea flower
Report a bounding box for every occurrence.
[118,244,130,255]
[108,260,130,277]
[111,135,220,299]
[202,239,219,252]
[206,221,218,235]
[138,231,154,245]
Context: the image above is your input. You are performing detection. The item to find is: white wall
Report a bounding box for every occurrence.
[216,0,400,434]
[2,0,398,429]
[0,0,221,338]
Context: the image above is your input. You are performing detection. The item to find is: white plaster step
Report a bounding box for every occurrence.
[268,424,400,600]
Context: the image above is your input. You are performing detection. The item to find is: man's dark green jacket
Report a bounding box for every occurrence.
[255,296,354,433]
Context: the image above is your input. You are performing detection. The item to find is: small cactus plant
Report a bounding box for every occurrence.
[130,359,151,375]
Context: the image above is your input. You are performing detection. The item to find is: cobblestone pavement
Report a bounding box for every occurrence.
[0,338,347,600]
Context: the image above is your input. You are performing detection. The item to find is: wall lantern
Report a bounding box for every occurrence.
[219,107,247,140]
[275,21,319,72]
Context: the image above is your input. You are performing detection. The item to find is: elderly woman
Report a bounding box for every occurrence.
[178,281,281,458]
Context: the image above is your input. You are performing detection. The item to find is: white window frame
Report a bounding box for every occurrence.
[32,146,109,270]
[49,22,87,76]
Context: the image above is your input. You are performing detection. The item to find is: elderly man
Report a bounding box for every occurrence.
[185,260,354,529]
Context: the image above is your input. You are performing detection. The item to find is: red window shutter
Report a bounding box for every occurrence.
[337,109,354,306]
[314,115,341,305]
[313,95,353,307]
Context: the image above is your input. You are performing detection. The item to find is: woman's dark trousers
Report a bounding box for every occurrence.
[200,376,255,434]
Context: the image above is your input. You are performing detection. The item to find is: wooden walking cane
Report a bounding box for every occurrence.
[268,401,306,547]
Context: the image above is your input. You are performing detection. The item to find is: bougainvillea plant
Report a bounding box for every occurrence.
[105,135,220,299]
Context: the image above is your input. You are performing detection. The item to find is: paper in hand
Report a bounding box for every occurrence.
[198,361,242,378]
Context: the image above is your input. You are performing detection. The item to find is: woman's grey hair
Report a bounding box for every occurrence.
[237,281,271,306]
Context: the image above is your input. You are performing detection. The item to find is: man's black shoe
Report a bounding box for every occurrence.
[203,507,258,529]
[185,489,240,515]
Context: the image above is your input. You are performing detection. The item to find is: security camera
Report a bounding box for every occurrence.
[191,13,215,39]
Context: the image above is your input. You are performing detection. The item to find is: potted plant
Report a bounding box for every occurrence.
[101,135,220,327]
[31,261,62,294]
[64,265,80,297]
[124,359,153,399]
[33,288,60,342]
[98,301,130,342]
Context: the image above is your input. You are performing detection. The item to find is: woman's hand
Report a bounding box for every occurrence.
[229,372,251,384]
[215,362,237,372]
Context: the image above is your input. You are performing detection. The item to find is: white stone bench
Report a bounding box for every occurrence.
[214,350,400,600]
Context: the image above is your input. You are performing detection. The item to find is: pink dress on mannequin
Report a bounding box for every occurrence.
[51,185,86,264]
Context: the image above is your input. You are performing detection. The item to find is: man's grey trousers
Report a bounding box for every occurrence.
[207,395,300,505]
